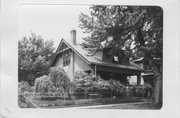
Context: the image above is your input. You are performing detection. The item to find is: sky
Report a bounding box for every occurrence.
[19,5,90,48]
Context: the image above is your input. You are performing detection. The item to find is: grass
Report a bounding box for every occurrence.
[19,94,162,109]
[30,97,147,108]
[19,92,161,109]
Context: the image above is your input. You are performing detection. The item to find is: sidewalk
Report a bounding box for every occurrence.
[71,101,149,109]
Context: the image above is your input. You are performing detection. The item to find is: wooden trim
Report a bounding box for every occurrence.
[49,39,91,67]
[72,52,75,79]
[57,47,70,54]
[97,65,141,75]
[49,39,64,67]
[94,65,97,77]
[63,40,91,65]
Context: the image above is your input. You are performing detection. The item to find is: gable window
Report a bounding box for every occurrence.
[63,55,70,67]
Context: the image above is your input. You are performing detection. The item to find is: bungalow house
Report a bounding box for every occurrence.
[50,30,143,85]
[131,58,155,86]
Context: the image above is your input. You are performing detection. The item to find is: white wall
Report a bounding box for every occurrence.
[54,51,74,81]
[53,51,92,81]
[54,55,63,67]
[74,53,92,72]
[128,75,144,85]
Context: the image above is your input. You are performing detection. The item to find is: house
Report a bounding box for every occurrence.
[131,57,155,86]
[50,30,143,85]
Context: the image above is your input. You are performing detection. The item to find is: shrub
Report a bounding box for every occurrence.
[34,67,74,99]
[74,71,88,81]
[18,81,35,108]
[73,71,126,98]
[34,75,57,95]
[18,94,36,108]
[49,67,72,93]
[18,81,33,93]
[132,83,153,97]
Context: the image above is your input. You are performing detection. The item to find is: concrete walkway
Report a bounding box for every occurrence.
[71,101,149,109]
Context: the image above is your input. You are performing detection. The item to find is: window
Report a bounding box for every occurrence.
[85,70,91,74]
[63,56,70,67]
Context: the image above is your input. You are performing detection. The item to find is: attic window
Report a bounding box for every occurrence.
[63,55,70,67]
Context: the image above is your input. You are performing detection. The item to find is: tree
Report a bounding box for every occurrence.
[49,67,73,93]
[79,5,163,104]
[34,67,74,98]
[18,33,55,85]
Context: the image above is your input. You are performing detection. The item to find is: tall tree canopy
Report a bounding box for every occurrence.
[18,33,55,85]
[79,5,163,104]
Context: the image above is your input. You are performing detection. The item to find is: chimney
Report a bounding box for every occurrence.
[70,29,76,44]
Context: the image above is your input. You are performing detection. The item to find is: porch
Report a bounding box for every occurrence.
[91,64,142,85]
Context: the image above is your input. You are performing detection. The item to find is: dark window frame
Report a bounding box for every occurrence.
[63,55,70,67]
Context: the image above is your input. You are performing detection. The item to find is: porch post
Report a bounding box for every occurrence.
[94,65,97,77]
[137,73,141,85]
[91,64,97,77]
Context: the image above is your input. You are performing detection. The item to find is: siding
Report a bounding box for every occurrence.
[54,51,74,81]
[74,52,92,72]
[53,51,92,81]
[128,75,144,85]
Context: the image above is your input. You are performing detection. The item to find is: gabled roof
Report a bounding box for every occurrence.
[50,39,143,71]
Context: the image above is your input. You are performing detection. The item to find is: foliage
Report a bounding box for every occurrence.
[34,75,56,95]
[49,67,74,93]
[79,5,163,103]
[79,5,162,62]
[132,83,153,97]
[18,81,34,93]
[18,33,55,85]
[73,71,126,98]
[34,67,74,98]
[18,94,37,108]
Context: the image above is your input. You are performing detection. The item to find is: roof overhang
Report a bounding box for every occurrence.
[49,39,90,67]
[91,62,142,76]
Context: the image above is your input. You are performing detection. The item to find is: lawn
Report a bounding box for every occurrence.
[19,93,162,109]
[30,97,147,108]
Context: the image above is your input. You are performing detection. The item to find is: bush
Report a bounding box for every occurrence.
[73,71,126,98]
[132,83,153,97]
[18,94,36,108]
[34,75,57,95]
[34,67,74,99]
[18,81,33,93]
[49,67,72,93]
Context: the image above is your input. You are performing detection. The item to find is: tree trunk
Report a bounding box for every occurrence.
[151,65,162,105]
